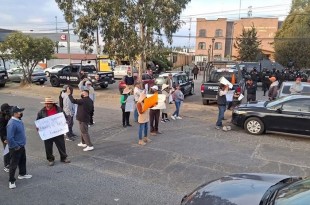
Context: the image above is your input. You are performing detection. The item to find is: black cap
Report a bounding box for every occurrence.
[12,106,25,113]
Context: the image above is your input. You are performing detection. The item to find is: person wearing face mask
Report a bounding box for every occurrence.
[37,97,71,166]
[290,77,303,94]
[69,89,94,151]
[7,106,32,189]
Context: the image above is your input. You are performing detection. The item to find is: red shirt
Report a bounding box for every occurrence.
[46,106,57,116]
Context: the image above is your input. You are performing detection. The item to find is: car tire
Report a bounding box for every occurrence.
[202,99,209,105]
[50,77,60,87]
[45,71,50,77]
[0,83,5,87]
[244,117,265,135]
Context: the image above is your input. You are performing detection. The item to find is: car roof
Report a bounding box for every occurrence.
[212,68,237,73]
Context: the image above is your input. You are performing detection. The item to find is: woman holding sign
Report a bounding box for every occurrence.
[36,97,71,166]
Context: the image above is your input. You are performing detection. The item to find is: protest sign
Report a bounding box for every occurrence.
[147,94,166,110]
[125,95,135,112]
[226,90,235,102]
[35,113,68,141]
[143,92,158,112]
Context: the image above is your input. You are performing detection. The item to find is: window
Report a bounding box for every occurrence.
[214,54,222,60]
[215,29,223,37]
[282,99,310,112]
[214,42,222,50]
[198,42,206,50]
[62,66,71,74]
[199,29,206,37]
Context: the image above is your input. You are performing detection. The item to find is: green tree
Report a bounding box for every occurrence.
[274,0,310,68]
[55,0,190,77]
[0,32,54,84]
[234,25,261,61]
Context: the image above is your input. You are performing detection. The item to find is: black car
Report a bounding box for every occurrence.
[232,95,310,136]
[0,65,8,87]
[181,173,310,205]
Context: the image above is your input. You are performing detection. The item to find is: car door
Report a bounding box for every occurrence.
[58,66,71,84]
[11,69,23,82]
[69,65,80,84]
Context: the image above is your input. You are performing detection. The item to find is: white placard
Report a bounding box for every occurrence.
[3,145,9,156]
[226,90,235,102]
[35,113,69,141]
[147,94,166,110]
[238,94,244,101]
[125,95,135,112]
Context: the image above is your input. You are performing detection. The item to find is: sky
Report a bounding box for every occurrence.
[0,0,292,49]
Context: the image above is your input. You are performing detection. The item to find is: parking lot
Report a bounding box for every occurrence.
[1,74,310,205]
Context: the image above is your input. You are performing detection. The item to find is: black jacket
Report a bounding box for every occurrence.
[124,75,134,85]
[69,95,93,123]
[37,105,63,120]
[0,112,10,142]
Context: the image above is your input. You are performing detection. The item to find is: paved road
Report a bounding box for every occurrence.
[1,76,310,205]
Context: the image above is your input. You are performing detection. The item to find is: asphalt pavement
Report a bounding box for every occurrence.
[0,75,310,205]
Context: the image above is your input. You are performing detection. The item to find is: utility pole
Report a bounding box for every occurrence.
[96,27,100,55]
[55,16,58,33]
[67,23,71,63]
[239,0,241,19]
[55,16,58,53]
[188,18,192,53]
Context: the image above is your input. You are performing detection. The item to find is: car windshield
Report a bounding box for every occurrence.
[274,178,310,205]
[265,95,296,108]
[33,67,44,72]
[281,84,310,95]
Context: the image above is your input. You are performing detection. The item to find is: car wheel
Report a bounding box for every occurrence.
[244,117,265,135]
[45,71,50,77]
[202,99,209,105]
[0,83,5,87]
[100,84,108,88]
[50,77,60,87]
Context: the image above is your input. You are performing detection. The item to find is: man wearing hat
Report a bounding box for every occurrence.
[268,76,279,101]
[149,85,161,135]
[69,89,95,151]
[0,103,12,172]
[7,106,32,189]
[61,85,76,141]
[37,97,71,166]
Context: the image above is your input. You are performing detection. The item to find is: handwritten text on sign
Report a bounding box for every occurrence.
[35,113,68,140]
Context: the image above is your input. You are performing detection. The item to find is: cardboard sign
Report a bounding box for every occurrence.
[35,113,68,141]
[143,92,158,112]
[147,94,166,110]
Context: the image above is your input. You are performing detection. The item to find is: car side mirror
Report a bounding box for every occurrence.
[276,108,282,113]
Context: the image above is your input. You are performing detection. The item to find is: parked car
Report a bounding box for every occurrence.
[0,66,8,87]
[118,73,155,94]
[231,95,310,136]
[8,67,47,84]
[157,72,194,96]
[113,65,138,79]
[181,173,309,205]
[44,64,67,76]
[277,81,310,98]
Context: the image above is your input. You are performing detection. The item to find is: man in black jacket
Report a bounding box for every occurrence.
[0,103,12,172]
[69,89,94,151]
[246,78,257,102]
[37,97,71,166]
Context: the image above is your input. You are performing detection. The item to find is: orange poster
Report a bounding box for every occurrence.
[143,93,158,112]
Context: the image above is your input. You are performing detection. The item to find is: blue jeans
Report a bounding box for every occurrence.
[134,105,139,122]
[173,101,181,117]
[138,122,148,140]
[216,105,226,127]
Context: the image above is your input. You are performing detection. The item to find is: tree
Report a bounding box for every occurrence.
[234,25,261,61]
[0,32,54,84]
[55,0,190,77]
[274,0,310,68]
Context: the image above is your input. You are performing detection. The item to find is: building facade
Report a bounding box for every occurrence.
[195,17,280,64]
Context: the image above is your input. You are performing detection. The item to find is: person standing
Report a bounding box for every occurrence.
[7,106,32,189]
[261,68,270,96]
[290,77,303,94]
[165,73,174,89]
[136,93,152,146]
[69,89,94,151]
[37,97,71,166]
[245,78,257,102]
[120,87,132,128]
[215,84,228,130]
[268,76,279,101]
[79,80,96,125]
[161,84,170,123]
[192,65,199,80]
[124,69,135,90]
[133,82,142,122]
[149,85,161,135]
[171,85,184,120]
[0,103,12,173]
[61,85,76,141]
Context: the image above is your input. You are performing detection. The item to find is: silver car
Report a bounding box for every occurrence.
[44,64,67,76]
[8,67,47,84]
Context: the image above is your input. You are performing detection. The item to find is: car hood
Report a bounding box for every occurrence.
[237,101,266,109]
[182,173,291,205]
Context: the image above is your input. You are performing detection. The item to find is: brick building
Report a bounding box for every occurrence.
[195,17,280,64]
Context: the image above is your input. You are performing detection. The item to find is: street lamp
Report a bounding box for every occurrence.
[211,38,215,61]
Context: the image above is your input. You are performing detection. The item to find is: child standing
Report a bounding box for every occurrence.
[161,84,170,123]
[136,93,151,145]
[120,87,132,128]
[171,85,184,120]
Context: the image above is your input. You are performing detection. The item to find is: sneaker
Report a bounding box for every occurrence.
[4,166,9,173]
[176,116,182,120]
[83,146,94,151]
[127,124,132,127]
[9,182,16,189]
[77,142,87,147]
[48,161,55,166]
[61,158,71,164]
[165,118,170,122]
[138,140,146,146]
[222,126,228,132]
[156,131,162,134]
[215,126,221,130]
[65,137,74,141]
[143,137,152,143]
[18,174,32,179]
[171,115,176,120]
[150,132,157,136]
[161,119,166,123]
